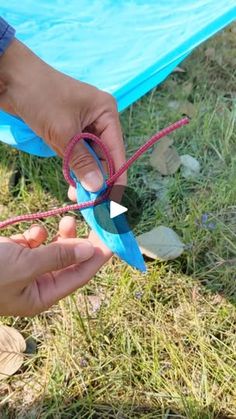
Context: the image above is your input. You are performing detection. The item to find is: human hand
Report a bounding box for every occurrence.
[0,39,126,198]
[0,216,111,316]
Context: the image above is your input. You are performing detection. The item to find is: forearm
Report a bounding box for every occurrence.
[0,37,50,115]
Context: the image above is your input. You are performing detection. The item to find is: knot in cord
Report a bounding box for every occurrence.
[0,117,189,229]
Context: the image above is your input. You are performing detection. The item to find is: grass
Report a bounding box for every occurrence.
[0,24,236,418]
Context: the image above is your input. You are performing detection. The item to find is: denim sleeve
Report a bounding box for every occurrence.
[0,17,15,56]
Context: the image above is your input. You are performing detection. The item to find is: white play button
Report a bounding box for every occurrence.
[110,200,128,219]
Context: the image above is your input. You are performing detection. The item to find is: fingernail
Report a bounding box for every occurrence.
[81,170,104,192]
[75,241,94,262]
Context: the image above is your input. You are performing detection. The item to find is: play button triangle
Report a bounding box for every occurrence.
[110,200,128,219]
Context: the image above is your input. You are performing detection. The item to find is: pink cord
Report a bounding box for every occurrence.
[0,117,189,229]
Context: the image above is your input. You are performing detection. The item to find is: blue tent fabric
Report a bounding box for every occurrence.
[72,143,146,272]
[0,1,235,155]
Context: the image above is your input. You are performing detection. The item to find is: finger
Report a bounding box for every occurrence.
[50,231,111,253]
[8,233,28,247]
[67,159,108,202]
[25,239,94,277]
[68,185,77,202]
[10,225,48,248]
[88,230,113,256]
[69,139,104,192]
[58,216,77,239]
[36,232,112,307]
[0,237,14,244]
[51,216,77,242]
[92,107,127,187]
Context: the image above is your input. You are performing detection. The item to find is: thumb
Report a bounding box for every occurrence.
[26,240,94,277]
[69,139,104,192]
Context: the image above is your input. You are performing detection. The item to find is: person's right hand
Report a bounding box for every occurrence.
[0,216,111,317]
[0,38,127,198]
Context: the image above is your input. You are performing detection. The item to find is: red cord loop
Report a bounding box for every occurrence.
[63,132,115,188]
[0,117,189,229]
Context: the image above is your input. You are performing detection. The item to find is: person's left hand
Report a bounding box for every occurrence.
[0,216,111,316]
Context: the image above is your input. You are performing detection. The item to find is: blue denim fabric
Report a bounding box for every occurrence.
[0,17,15,56]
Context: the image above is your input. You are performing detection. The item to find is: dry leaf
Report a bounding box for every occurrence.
[173,66,186,73]
[205,47,216,60]
[150,150,181,175]
[211,294,224,305]
[77,294,103,315]
[180,154,200,179]
[150,137,181,175]
[168,100,196,118]
[87,295,102,313]
[0,326,26,380]
[182,82,193,96]
[137,226,185,261]
[231,25,236,35]
[178,101,196,118]
[151,136,173,153]
[192,285,200,302]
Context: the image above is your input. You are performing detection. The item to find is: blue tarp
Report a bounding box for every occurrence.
[0,0,235,156]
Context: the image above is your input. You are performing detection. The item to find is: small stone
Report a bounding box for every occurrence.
[79,358,88,368]
[25,337,37,354]
[201,213,209,224]
[207,222,216,230]
[180,154,200,178]
[134,291,143,300]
